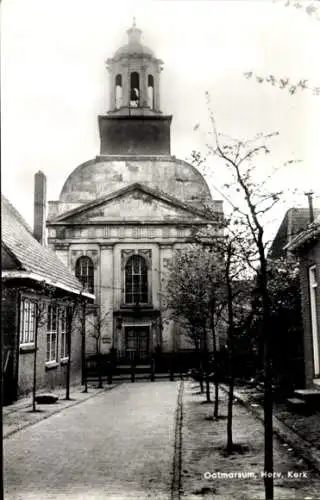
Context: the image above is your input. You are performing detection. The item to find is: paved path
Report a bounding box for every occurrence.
[4,381,180,500]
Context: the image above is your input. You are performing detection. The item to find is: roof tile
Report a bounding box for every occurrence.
[1,195,84,294]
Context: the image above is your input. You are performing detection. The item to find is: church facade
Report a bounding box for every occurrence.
[47,22,223,361]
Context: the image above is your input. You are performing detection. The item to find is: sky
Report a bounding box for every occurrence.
[1,0,320,241]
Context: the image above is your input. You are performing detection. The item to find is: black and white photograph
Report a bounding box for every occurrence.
[1,1,320,499]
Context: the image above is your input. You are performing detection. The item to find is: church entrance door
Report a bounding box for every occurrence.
[124,326,150,363]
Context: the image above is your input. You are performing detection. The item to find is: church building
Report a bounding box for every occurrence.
[46,21,223,362]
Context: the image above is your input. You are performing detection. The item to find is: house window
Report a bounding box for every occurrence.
[60,307,69,359]
[75,256,94,293]
[309,265,319,377]
[46,304,58,363]
[125,254,148,304]
[19,299,36,345]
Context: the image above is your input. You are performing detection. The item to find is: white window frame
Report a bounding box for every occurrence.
[19,298,36,345]
[46,304,58,364]
[309,265,319,377]
[75,256,94,294]
[124,254,148,305]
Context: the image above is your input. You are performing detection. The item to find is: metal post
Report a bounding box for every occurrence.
[150,358,155,382]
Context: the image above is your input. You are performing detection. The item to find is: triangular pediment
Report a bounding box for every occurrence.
[53,183,212,224]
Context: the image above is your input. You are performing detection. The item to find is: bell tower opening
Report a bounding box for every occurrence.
[115,74,123,109]
[100,20,172,155]
[130,72,140,108]
[147,75,154,109]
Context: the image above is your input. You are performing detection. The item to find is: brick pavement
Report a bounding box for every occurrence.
[231,384,320,474]
[3,384,115,439]
[181,381,320,500]
[4,381,180,500]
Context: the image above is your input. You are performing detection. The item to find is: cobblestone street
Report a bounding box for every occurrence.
[4,382,180,500]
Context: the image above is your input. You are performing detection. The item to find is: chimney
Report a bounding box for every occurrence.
[305,191,314,224]
[33,171,47,245]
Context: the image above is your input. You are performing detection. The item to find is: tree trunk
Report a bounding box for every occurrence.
[98,350,103,389]
[259,241,273,500]
[199,358,204,393]
[81,302,88,392]
[210,309,219,418]
[226,245,234,453]
[227,344,234,453]
[32,309,39,412]
[65,308,72,400]
[203,326,211,402]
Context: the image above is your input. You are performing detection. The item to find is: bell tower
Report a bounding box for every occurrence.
[99,20,172,156]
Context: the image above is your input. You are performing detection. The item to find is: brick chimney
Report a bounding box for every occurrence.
[305,191,314,224]
[33,171,47,245]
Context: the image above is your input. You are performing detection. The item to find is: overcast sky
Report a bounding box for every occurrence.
[1,0,320,238]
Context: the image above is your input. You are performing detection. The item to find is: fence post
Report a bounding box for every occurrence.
[150,358,155,382]
[131,359,135,383]
[107,360,113,385]
[170,354,174,381]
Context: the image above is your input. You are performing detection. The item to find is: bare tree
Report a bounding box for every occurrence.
[86,305,110,389]
[166,244,226,403]
[191,101,286,498]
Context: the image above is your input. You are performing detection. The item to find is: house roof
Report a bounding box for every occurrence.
[269,207,320,259]
[1,195,93,298]
[285,215,320,252]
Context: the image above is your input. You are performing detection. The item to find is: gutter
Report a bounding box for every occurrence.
[285,223,320,252]
[1,270,95,300]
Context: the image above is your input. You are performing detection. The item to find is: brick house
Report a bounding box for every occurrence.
[1,195,94,405]
[286,215,320,389]
[269,207,320,260]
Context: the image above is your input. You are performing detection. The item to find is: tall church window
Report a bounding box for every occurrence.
[130,72,140,107]
[75,256,94,294]
[115,74,123,109]
[147,74,154,109]
[125,255,148,304]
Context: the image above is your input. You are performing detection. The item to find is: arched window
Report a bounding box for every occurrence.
[125,255,148,304]
[130,72,140,107]
[115,74,123,109]
[75,256,94,294]
[147,74,154,109]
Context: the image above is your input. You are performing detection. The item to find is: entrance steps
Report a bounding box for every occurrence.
[286,389,320,412]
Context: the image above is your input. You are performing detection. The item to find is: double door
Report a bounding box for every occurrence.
[125,326,150,362]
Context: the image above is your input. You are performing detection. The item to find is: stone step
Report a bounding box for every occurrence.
[294,389,320,402]
[286,397,307,412]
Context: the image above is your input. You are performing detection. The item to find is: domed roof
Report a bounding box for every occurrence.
[112,19,154,59]
[114,42,154,58]
[59,156,213,209]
